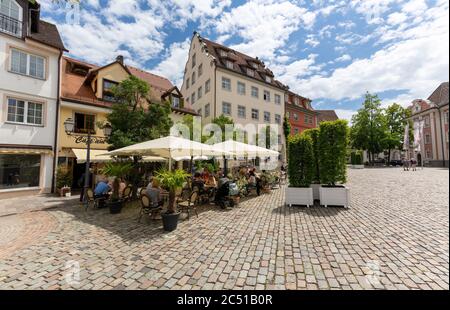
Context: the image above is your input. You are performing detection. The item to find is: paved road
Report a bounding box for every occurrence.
[0,168,448,290]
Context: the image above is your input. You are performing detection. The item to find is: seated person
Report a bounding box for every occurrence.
[145,179,163,208]
[202,167,211,182]
[191,172,205,192]
[247,170,261,196]
[206,175,217,187]
[94,179,111,200]
[118,178,127,197]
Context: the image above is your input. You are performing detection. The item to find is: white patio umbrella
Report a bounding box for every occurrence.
[213,140,279,158]
[102,136,231,170]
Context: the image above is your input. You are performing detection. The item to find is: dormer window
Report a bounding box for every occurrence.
[251,62,258,69]
[415,105,420,112]
[220,50,228,57]
[265,76,272,83]
[172,96,180,108]
[294,97,300,106]
[247,68,255,77]
[103,79,118,102]
[225,60,234,69]
[0,0,22,37]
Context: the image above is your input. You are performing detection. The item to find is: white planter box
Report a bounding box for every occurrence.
[285,187,314,207]
[319,186,350,208]
[351,165,365,169]
[310,183,321,201]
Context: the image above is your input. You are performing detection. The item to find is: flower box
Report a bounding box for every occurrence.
[285,187,314,207]
[319,186,350,208]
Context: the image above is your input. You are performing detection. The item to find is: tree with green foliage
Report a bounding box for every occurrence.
[104,75,173,197]
[288,134,314,187]
[350,92,387,165]
[382,103,411,162]
[319,120,349,186]
[302,128,320,183]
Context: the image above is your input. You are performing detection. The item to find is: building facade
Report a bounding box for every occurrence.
[58,55,196,189]
[285,91,317,135]
[408,82,449,167]
[180,32,287,158]
[0,0,65,197]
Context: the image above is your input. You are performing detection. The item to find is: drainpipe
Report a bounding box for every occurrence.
[438,107,446,167]
[51,51,63,194]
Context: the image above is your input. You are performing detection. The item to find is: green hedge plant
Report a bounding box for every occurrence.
[351,151,363,165]
[302,128,320,183]
[288,134,314,188]
[318,120,349,186]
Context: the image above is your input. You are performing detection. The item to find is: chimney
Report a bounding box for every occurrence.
[116,55,124,65]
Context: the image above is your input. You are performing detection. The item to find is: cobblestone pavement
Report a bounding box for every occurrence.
[0,168,448,290]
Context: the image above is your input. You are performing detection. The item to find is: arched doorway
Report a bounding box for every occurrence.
[417,153,422,166]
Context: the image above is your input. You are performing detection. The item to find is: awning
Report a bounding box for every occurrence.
[0,147,53,155]
[72,148,166,163]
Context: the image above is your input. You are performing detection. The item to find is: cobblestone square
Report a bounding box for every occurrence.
[0,168,448,290]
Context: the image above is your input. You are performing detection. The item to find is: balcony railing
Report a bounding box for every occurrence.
[0,13,22,37]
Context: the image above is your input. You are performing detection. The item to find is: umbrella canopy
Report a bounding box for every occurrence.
[213,140,279,158]
[103,136,231,159]
[173,155,210,161]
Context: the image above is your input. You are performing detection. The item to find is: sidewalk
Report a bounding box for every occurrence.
[0,194,80,217]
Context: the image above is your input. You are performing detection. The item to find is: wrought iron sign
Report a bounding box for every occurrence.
[73,135,108,144]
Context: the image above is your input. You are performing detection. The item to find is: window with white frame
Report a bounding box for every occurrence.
[425,134,431,144]
[10,49,45,79]
[172,96,180,108]
[238,105,246,118]
[424,116,430,127]
[198,86,202,99]
[237,81,246,95]
[205,79,211,93]
[226,60,234,70]
[222,77,231,91]
[251,86,259,98]
[222,102,231,115]
[1,0,22,36]
[263,90,270,102]
[7,98,43,126]
[247,68,255,77]
[198,63,203,77]
[293,113,298,121]
[294,97,300,105]
[275,94,281,105]
[275,114,281,124]
[251,62,258,69]
[205,103,210,117]
[265,76,272,83]
[251,109,259,120]
[264,111,271,122]
[220,50,228,57]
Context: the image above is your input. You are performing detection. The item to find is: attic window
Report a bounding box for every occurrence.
[265,76,272,83]
[251,62,258,69]
[225,60,234,69]
[70,64,89,76]
[220,50,228,57]
[247,68,255,77]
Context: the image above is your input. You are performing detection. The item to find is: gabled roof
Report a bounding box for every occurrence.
[316,110,339,123]
[27,20,67,51]
[196,33,288,91]
[427,82,449,107]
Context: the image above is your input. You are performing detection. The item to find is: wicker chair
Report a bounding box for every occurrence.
[178,190,199,219]
[85,188,105,210]
[138,194,162,222]
[122,185,133,202]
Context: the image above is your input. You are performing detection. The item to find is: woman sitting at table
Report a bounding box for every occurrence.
[192,173,205,192]
[146,179,164,208]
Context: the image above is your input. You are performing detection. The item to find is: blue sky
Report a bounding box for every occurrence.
[40,0,449,121]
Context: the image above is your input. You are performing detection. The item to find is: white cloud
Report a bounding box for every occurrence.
[387,12,408,25]
[151,39,191,88]
[335,109,357,123]
[335,54,352,62]
[305,34,320,47]
[214,0,316,60]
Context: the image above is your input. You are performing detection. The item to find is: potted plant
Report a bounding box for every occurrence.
[155,169,190,232]
[56,165,73,197]
[285,134,314,207]
[100,162,133,214]
[318,120,350,208]
[303,128,321,200]
[350,151,364,169]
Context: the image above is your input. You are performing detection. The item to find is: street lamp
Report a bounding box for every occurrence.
[64,117,112,203]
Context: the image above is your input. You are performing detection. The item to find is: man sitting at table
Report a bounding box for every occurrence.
[94,178,111,204]
[192,172,205,192]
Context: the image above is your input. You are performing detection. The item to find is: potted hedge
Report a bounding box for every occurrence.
[100,162,132,214]
[285,134,314,207]
[56,165,73,197]
[318,120,350,208]
[303,128,321,200]
[156,169,189,232]
[351,151,364,169]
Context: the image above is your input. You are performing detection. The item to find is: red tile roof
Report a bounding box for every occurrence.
[316,110,339,123]
[428,82,449,107]
[197,34,288,91]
